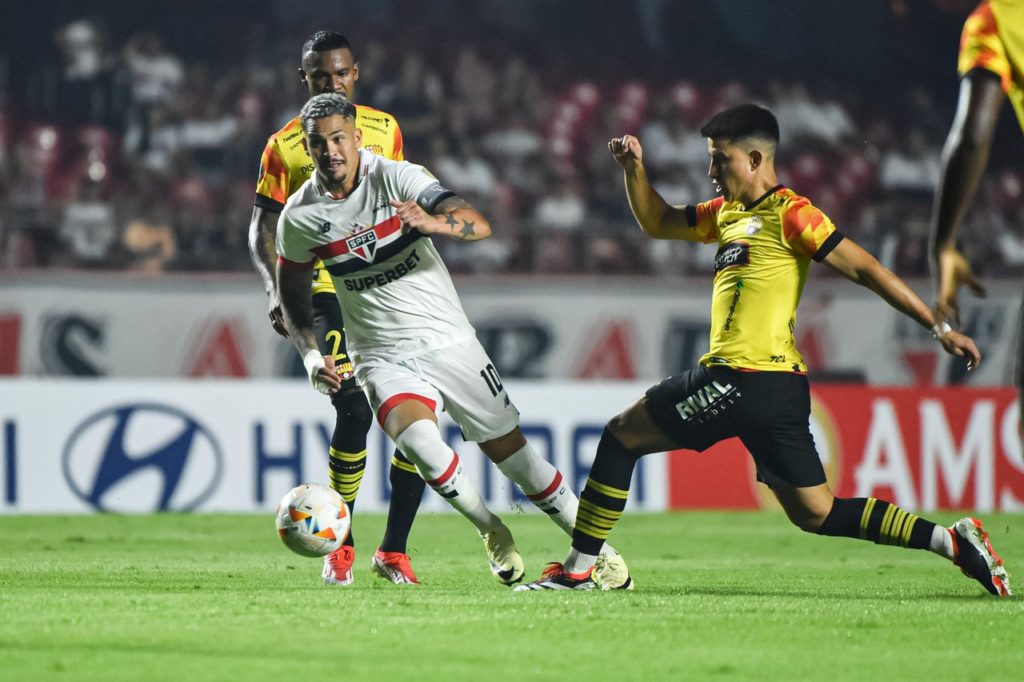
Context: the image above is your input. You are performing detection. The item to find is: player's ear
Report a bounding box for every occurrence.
[354,127,362,146]
[351,62,360,84]
[298,67,308,85]
[749,149,763,171]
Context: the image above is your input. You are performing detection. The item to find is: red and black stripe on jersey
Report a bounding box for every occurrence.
[324,231,425,276]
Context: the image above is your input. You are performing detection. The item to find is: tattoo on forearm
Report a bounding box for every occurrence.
[458,219,476,238]
[445,214,459,230]
[279,274,314,331]
[436,196,471,212]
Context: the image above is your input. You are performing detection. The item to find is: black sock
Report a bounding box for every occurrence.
[379,450,425,554]
[818,497,935,549]
[328,389,373,549]
[328,447,366,548]
[572,428,638,556]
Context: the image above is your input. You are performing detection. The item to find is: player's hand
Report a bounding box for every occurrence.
[609,135,643,170]
[935,248,986,326]
[303,350,341,395]
[267,290,288,338]
[390,199,436,234]
[936,329,982,372]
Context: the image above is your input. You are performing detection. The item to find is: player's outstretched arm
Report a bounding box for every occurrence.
[823,237,981,370]
[608,135,700,241]
[248,205,289,337]
[390,196,492,241]
[276,263,341,394]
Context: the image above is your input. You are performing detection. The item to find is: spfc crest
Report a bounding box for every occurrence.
[346,229,378,262]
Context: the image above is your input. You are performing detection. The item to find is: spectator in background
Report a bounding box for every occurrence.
[533,175,586,229]
[481,110,543,162]
[376,52,444,149]
[532,175,586,272]
[878,127,941,194]
[57,177,117,267]
[433,136,498,204]
[769,81,854,146]
[640,94,706,172]
[121,212,177,272]
[53,20,123,126]
[123,105,181,177]
[496,57,547,120]
[122,31,184,113]
[452,46,498,128]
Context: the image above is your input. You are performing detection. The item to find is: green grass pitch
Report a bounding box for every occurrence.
[1,511,1021,681]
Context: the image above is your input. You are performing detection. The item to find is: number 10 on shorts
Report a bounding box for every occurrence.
[480,363,504,397]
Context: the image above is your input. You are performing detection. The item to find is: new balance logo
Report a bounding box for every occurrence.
[674,381,739,422]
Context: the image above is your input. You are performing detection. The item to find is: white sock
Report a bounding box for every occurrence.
[930,524,955,561]
[495,443,619,556]
[563,548,599,575]
[397,420,501,533]
[496,443,579,534]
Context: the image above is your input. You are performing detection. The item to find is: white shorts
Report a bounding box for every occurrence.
[354,336,521,442]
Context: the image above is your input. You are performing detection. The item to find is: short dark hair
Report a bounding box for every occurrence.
[302,31,352,60]
[300,93,357,131]
[700,104,780,145]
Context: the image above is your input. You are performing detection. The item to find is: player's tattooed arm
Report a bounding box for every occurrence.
[275,264,320,356]
[249,206,289,337]
[390,196,492,241]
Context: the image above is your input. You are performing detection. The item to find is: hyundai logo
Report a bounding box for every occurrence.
[62,403,223,512]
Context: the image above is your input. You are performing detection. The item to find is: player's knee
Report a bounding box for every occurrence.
[331,388,373,431]
[395,419,443,461]
[600,422,643,460]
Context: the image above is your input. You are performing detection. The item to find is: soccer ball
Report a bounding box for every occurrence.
[275,483,351,557]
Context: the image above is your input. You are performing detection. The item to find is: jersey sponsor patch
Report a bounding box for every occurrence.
[342,248,422,291]
[673,379,740,424]
[714,242,750,272]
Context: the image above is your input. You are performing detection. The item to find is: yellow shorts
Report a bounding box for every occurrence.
[958,0,1024,131]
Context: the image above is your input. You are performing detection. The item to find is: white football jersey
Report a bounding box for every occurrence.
[277,150,477,363]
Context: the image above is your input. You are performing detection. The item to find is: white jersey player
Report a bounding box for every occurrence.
[275,93,631,589]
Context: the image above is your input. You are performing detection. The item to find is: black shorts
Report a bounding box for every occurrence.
[312,292,359,393]
[644,365,826,488]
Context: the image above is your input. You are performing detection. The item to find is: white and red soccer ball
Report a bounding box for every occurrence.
[275,483,351,557]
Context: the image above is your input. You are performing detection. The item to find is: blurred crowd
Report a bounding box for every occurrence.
[1,9,1021,278]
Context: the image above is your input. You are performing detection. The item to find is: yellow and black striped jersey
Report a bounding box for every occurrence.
[687,186,843,373]
[255,104,404,295]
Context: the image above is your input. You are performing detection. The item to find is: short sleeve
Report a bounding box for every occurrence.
[393,162,456,211]
[391,120,405,161]
[780,198,842,260]
[274,212,316,269]
[686,197,725,243]
[254,137,289,211]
